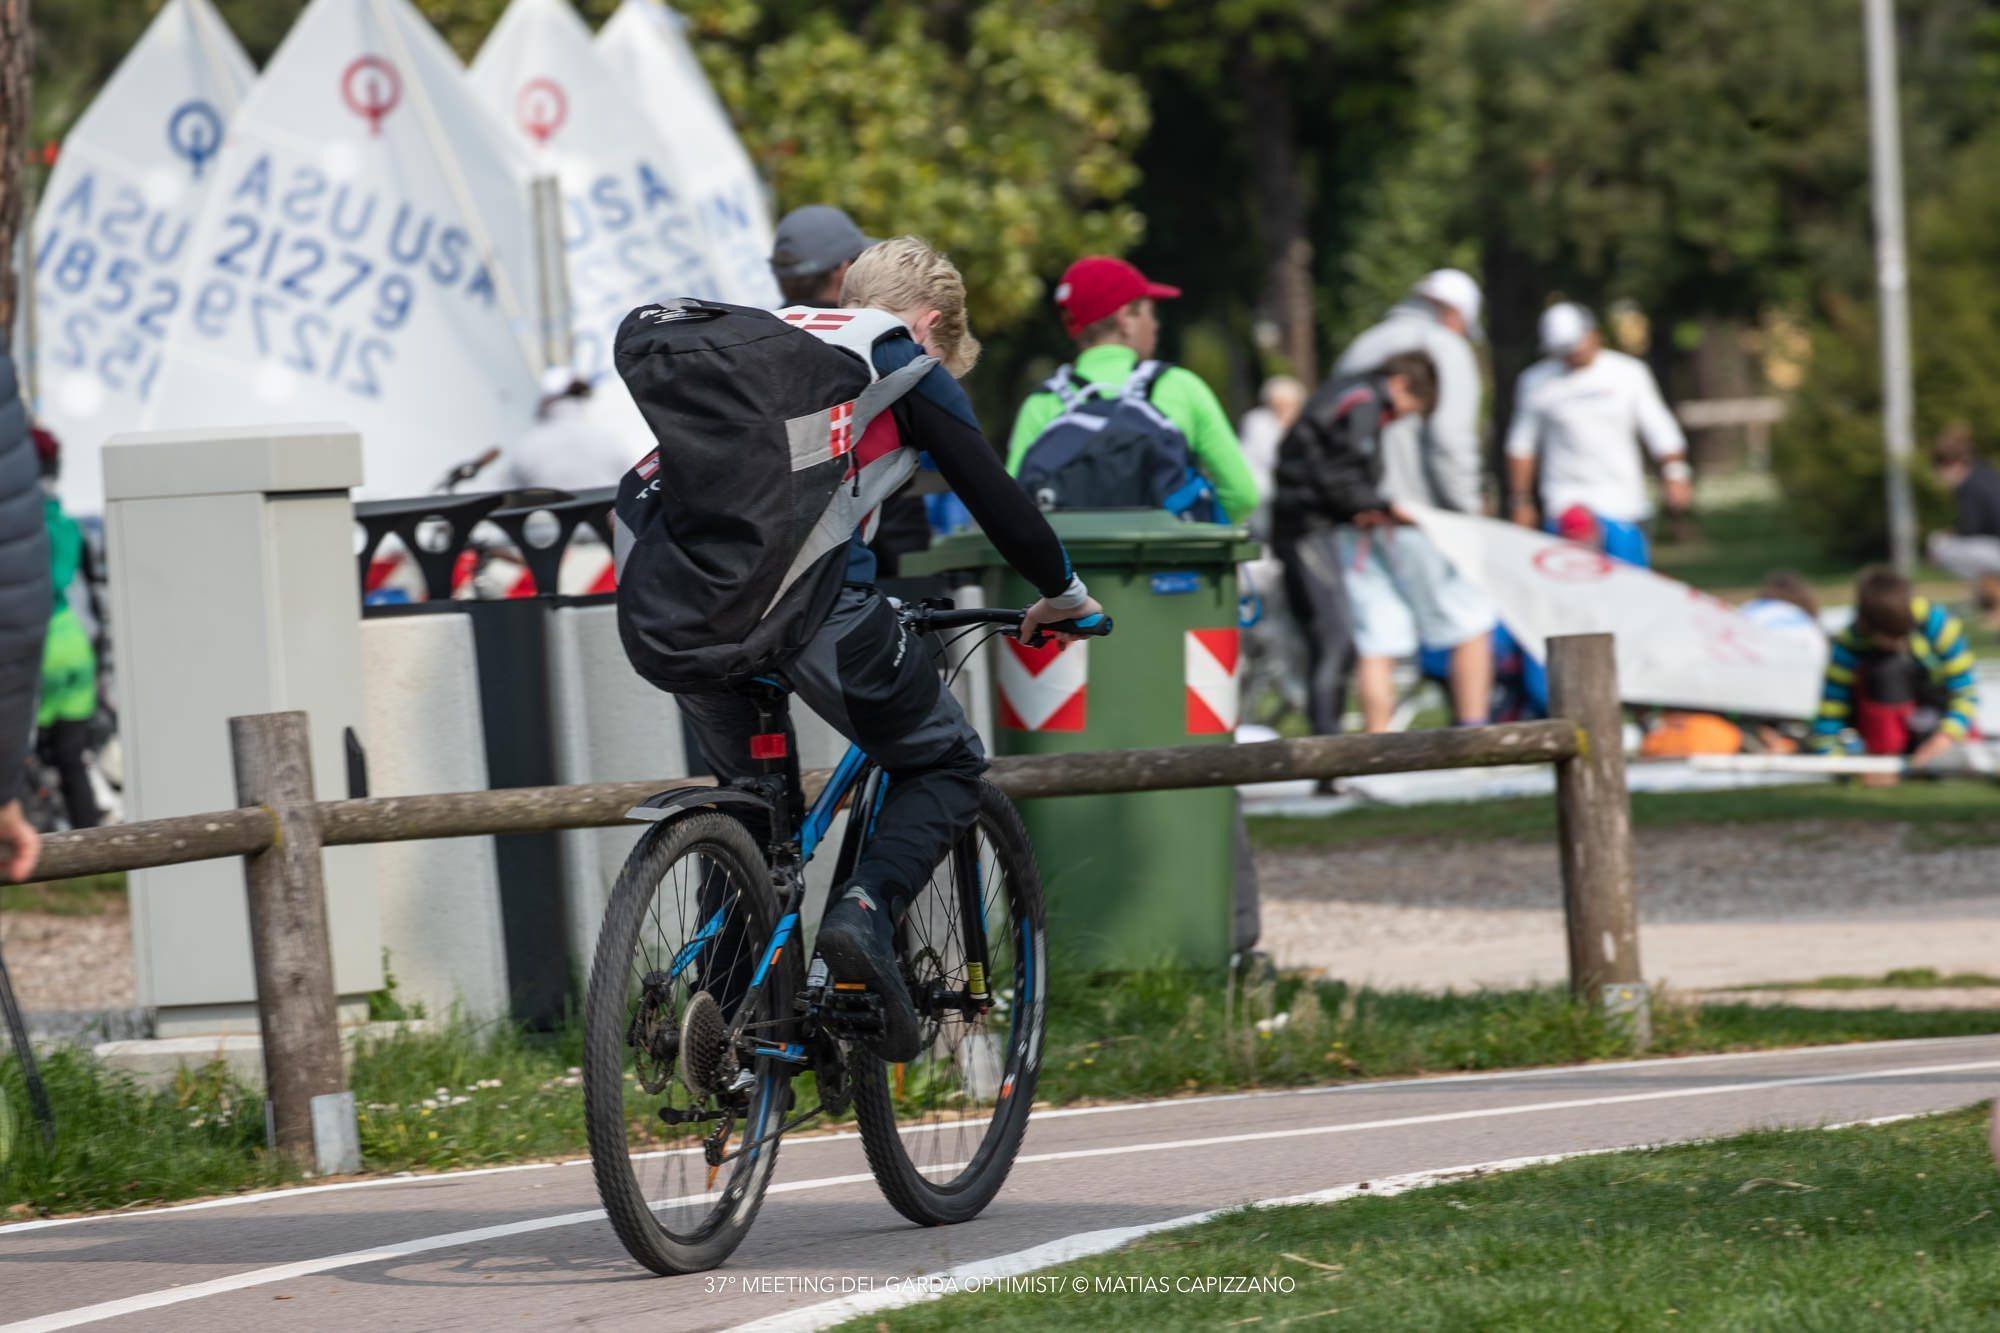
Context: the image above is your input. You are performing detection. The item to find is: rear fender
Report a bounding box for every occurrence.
[624,784,774,825]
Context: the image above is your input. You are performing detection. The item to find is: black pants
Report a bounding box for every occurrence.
[38,721,102,831]
[676,586,987,916]
[1275,529,1355,737]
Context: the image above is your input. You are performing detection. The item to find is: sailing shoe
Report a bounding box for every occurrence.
[814,885,922,1062]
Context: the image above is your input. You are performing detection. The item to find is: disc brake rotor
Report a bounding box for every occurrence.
[908,946,947,1050]
[629,972,678,1095]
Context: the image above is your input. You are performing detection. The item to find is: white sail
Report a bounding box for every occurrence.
[26,0,254,515]
[470,0,721,416]
[1410,505,1828,719]
[596,0,780,306]
[143,0,543,501]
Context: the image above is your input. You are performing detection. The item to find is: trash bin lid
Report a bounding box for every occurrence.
[904,509,1259,576]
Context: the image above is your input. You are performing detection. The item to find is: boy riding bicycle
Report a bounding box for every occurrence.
[641,237,1104,1062]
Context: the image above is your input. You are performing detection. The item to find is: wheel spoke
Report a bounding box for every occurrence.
[586,817,788,1271]
[865,803,1040,1194]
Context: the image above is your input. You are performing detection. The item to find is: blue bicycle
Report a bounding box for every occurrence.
[582,600,1112,1274]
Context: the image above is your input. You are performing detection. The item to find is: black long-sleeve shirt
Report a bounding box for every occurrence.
[867,334,1072,599]
[1954,458,2000,539]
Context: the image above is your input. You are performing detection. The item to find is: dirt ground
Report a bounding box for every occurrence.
[1256,822,2000,992]
[4,820,1996,1016]
[0,906,135,1014]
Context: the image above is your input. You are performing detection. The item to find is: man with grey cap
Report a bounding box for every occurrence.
[768,204,875,307]
[1504,302,1690,568]
[1325,268,1494,732]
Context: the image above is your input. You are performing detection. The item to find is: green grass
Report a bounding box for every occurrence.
[1739,968,2000,992]
[1249,780,2000,853]
[853,1105,2000,1331]
[0,873,126,916]
[1650,490,1969,609]
[7,977,1999,1218]
[1040,970,2000,1104]
[1653,495,1849,596]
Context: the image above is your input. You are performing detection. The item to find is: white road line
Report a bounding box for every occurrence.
[5,1032,1989,1237]
[4,1056,1991,1332]
[0,1173,870,1333]
[993,1056,2000,1171]
[733,1110,1947,1332]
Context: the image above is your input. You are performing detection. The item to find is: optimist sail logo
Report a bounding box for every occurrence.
[341,55,402,136]
[516,78,568,145]
[166,100,223,180]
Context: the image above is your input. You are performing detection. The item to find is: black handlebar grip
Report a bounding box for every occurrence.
[1024,612,1113,647]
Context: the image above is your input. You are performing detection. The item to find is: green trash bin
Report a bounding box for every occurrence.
[906,511,1259,973]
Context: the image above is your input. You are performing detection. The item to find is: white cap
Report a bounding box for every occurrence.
[1538,302,1595,355]
[1412,268,1483,339]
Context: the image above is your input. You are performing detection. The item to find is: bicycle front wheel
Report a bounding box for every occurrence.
[851,780,1048,1226]
[583,811,793,1274]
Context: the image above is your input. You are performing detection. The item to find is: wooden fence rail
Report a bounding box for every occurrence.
[23,633,1639,1170]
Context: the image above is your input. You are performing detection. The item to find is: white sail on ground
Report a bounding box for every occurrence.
[597,0,780,306]
[470,0,722,409]
[144,0,542,500]
[1410,506,1828,720]
[26,0,254,515]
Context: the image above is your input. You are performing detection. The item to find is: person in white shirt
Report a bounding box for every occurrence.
[1238,375,1306,502]
[1329,269,1496,730]
[1504,303,1692,567]
[496,368,646,495]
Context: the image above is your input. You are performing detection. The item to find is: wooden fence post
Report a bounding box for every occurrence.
[1546,634,1648,1045]
[229,711,358,1173]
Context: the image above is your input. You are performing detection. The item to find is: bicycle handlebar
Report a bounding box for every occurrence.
[899,602,1114,647]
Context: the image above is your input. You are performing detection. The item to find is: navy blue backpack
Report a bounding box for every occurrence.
[1014,360,1216,520]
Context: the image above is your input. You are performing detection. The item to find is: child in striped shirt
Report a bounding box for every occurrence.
[1810,567,1978,770]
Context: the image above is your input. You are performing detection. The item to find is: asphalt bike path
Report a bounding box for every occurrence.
[3,1035,1996,1331]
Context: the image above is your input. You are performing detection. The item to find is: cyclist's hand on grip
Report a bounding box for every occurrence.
[1020,594,1107,647]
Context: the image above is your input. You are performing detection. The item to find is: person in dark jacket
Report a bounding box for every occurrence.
[0,344,52,880]
[1270,353,1437,753]
[1926,422,2000,627]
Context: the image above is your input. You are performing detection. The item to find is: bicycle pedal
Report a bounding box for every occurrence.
[822,988,886,1036]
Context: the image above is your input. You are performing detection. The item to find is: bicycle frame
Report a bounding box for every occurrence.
[723,680,994,1070]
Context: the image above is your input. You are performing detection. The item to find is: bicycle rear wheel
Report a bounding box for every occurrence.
[583,811,793,1274]
[851,780,1047,1225]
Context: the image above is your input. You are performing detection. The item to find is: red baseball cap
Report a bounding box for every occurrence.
[1053,256,1181,336]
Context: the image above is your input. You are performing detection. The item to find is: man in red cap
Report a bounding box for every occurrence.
[1005,256,1258,524]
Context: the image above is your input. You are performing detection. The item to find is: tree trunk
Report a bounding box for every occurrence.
[1239,47,1316,386]
[0,0,27,337]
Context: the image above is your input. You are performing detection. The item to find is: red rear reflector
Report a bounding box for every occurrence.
[749,733,788,760]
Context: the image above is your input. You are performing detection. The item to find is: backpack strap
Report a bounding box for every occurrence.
[1123,358,1172,402]
[1043,364,1091,412]
[850,352,937,439]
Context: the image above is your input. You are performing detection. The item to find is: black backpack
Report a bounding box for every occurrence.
[611,300,932,693]
[1014,360,1216,520]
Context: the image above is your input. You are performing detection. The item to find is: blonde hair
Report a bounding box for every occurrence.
[843,235,982,378]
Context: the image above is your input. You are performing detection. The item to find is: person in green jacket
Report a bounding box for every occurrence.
[31,426,101,830]
[1006,257,1260,524]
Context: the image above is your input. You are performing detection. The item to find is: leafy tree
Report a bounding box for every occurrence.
[1094,0,1447,389]
[1776,125,2000,561]
[668,0,1144,342]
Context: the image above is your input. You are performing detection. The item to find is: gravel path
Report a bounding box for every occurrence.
[1258,823,2000,992]
[0,908,135,1013]
[5,822,1993,1016]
